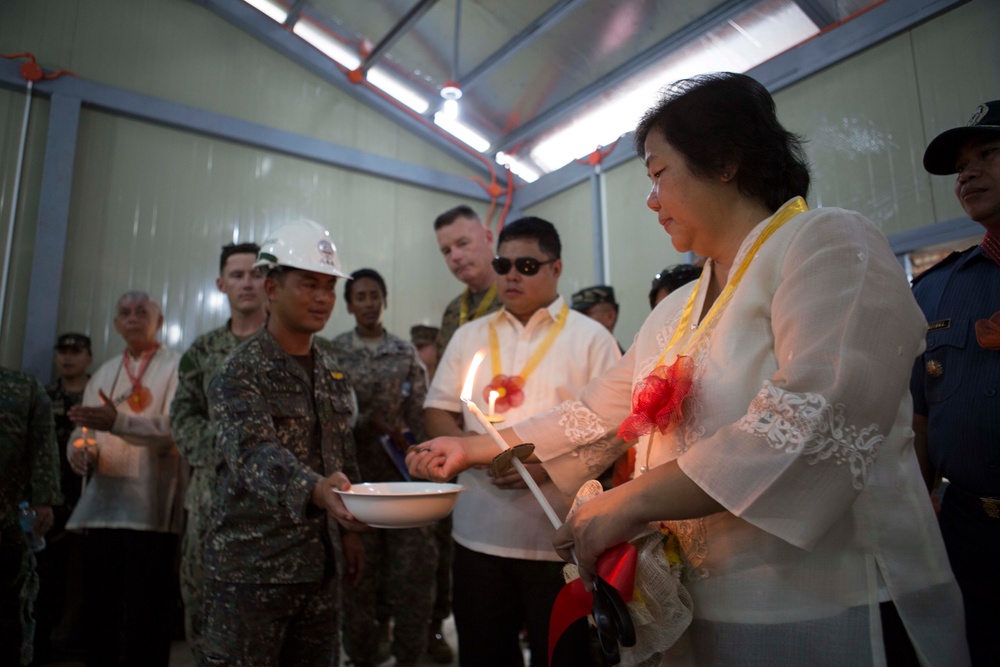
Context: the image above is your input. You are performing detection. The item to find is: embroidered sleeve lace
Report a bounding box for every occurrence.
[736,380,885,490]
[557,399,612,444]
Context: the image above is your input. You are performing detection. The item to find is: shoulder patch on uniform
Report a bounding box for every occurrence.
[927,319,951,332]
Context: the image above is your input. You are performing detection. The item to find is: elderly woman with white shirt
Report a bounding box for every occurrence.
[408,72,968,666]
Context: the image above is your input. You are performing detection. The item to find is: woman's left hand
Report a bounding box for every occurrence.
[553,486,643,591]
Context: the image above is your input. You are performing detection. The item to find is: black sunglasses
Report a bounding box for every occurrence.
[492,256,557,276]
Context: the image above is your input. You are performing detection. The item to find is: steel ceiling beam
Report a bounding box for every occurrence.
[283,0,310,28]
[492,0,758,152]
[457,0,584,90]
[359,0,439,73]
[193,0,492,180]
[792,0,837,28]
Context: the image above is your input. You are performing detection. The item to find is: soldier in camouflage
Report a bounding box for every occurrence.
[170,243,266,661]
[201,220,367,667]
[0,367,61,666]
[33,333,91,662]
[331,269,436,667]
[434,205,502,359]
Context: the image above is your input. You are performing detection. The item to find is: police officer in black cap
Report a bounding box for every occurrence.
[912,99,1000,666]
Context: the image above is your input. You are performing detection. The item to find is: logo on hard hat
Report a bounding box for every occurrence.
[317,239,335,266]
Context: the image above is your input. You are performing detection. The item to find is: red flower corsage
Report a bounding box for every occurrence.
[483,374,525,413]
[617,356,695,443]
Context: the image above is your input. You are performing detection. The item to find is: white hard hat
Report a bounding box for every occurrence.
[255,219,349,278]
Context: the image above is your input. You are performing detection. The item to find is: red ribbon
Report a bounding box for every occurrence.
[617,356,695,443]
[548,542,638,664]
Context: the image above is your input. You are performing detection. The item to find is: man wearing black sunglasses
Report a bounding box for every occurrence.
[424,217,621,666]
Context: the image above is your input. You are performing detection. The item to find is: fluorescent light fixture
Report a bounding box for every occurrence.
[244,0,287,23]
[293,19,361,69]
[368,66,430,113]
[441,98,459,119]
[433,113,491,152]
[496,151,540,183]
[529,0,819,173]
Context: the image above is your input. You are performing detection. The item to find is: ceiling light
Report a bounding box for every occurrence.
[293,19,361,69]
[440,81,463,101]
[434,113,490,152]
[529,0,818,173]
[368,67,430,113]
[496,152,540,183]
[243,0,288,24]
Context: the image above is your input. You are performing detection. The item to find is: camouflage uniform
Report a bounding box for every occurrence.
[436,288,502,358]
[34,380,86,662]
[169,321,247,658]
[329,330,436,667]
[45,380,86,521]
[202,329,360,667]
[0,368,61,666]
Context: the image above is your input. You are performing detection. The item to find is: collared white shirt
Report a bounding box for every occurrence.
[67,347,184,534]
[425,295,621,560]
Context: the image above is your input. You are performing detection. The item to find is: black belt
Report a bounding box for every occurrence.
[944,482,1000,519]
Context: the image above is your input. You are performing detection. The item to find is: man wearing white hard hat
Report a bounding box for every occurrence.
[200,220,368,666]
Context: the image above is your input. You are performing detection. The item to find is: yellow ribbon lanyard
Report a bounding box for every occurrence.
[489,303,570,381]
[459,284,498,326]
[655,197,809,367]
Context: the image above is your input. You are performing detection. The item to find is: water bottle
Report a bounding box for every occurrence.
[17,501,46,552]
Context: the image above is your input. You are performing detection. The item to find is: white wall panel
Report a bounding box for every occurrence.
[61,110,466,369]
[911,0,1000,224]
[0,87,49,369]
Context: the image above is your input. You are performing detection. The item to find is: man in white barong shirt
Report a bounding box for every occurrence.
[424,217,620,667]
[66,290,182,667]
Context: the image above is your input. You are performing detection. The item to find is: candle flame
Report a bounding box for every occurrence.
[461,349,487,402]
[488,390,499,415]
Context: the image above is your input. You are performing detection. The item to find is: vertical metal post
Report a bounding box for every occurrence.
[21,94,82,380]
[0,80,32,344]
[589,165,609,284]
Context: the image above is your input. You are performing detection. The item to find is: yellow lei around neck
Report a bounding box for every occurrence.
[488,302,570,383]
[655,197,809,366]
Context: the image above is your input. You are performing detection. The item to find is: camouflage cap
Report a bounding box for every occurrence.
[55,332,91,352]
[571,285,618,311]
[411,324,440,347]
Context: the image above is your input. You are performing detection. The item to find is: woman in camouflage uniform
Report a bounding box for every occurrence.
[331,269,437,667]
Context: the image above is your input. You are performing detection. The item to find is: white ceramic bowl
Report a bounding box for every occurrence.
[335,482,465,529]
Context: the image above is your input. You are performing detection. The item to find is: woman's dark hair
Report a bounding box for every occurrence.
[634,72,810,211]
[344,268,387,303]
[649,264,702,309]
[496,216,561,259]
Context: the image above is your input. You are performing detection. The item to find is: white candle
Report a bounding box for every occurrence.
[488,390,499,417]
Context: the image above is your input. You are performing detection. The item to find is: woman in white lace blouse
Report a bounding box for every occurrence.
[408,73,968,666]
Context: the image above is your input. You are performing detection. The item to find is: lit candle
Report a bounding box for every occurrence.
[461,350,561,529]
[488,390,499,417]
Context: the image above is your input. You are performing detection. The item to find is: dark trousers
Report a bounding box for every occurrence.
[0,529,33,667]
[82,528,177,667]
[452,542,594,667]
[940,484,1000,666]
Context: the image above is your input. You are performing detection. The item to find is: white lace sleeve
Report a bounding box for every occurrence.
[676,208,926,550]
[737,381,885,491]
